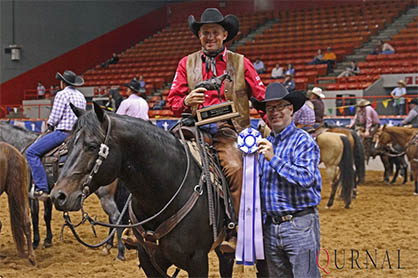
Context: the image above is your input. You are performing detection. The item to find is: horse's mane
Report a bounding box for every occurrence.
[73,110,177,147]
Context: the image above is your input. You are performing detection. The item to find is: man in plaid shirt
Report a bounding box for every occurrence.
[254,83,322,277]
[26,70,86,201]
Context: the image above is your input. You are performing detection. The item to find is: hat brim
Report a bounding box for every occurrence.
[188,14,239,42]
[251,91,306,113]
[312,91,325,98]
[398,81,406,87]
[56,72,84,86]
[122,83,139,92]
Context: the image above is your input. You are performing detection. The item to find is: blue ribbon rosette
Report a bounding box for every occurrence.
[236,128,264,265]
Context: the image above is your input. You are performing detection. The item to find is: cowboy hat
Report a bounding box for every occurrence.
[408,98,418,105]
[55,70,84,86]
[188,8,239,42]
[250,83,305,113]
[311,87,325,98]
[357,99,370,107]
[397,80,406,87]
[123,79,141,92]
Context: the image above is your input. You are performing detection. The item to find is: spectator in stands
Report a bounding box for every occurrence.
[138,75,147,94]
[48,85,58,98]
[391,80,407,115]
[293,93,315,130]
[322,47,336,74]
[253,58,266,74]
[116,79,149,120]
[26,70,87,201]
[337,61,360,78]
[309,49,323,65]
[308,87,325,124]
[167,7,267,261]
[101,53,119,68]
[399,98,418,128]
[37,81,46,99]
[285,63,295,76]
[348,99,380,139]
[282,73,296,92]
[380,40,395,55]
[271,63,284,79]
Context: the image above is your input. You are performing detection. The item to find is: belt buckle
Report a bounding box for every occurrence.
[281,215,293,222]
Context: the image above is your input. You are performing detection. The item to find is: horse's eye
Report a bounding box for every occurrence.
[87,145,98,152]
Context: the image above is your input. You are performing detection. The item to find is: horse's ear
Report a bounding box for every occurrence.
[382,124,387,131]
[70,103,85,118]
[93,101,105,123]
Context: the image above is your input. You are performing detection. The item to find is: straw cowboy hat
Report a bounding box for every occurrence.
[250,83,306,113]
[311,87,325,98]
[188,8,239,42]
[397,80,407,87]
[56,70,84,86]
[357,99,371,107]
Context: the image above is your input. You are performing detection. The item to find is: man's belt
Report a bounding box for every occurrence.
[267,207,316,225]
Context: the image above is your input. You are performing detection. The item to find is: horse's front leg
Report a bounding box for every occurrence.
[29,198,40,249]
[137,245,170,278]
[43,198,53,248]
[215,246,234,278]
[187,250,209,278]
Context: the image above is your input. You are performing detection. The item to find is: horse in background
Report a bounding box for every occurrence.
[368,125,409,184]
[0,121,129,260]
[326,126,365,185]
[316,132,355,208]
[50,104,230,277]
[375,126,418,194]
[0,142,35,265]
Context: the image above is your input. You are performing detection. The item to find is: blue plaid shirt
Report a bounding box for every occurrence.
[259,122,322,217]
[47,86,86,131]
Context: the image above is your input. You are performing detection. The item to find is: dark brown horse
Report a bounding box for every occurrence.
[0,142,35,265]
[375,126,418,194]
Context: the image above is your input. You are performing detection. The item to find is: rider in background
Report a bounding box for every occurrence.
[348,99,380,138]
[399,98,418,128]
[26,70,86,201]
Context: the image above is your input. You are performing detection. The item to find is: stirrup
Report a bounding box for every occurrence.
[29,183,36,200]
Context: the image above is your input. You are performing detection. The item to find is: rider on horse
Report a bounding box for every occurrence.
[167,8,266,252]
[26,70,86,201]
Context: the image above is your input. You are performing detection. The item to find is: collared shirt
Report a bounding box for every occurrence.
[293,103,315,126]
[168,47,265,117]
[350,106,380,131]
[116,94,149,120]
[37,84,46,96]
[391,87,406,104]
[311,98,324,123]
[47,86,86,131]
[253,60,265,72]
[259,122,322,216]
[271,67,284,78]
[401,106,418,127]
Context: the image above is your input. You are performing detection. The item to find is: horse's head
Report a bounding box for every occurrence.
[51,103,121,211]
[374,125,391,149]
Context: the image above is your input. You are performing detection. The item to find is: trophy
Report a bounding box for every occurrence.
[195,73,240,126]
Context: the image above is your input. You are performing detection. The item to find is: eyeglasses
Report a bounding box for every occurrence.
[266,104,291,113]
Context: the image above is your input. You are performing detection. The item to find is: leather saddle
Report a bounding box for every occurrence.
[41,142,68,184]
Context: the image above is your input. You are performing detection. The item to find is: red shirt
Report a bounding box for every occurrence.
[168,47,265,117]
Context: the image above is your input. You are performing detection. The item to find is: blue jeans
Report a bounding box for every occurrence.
[263,209,321,278]
[25,130,69,192]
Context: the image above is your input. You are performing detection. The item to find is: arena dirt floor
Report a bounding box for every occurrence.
[0,170,417,278]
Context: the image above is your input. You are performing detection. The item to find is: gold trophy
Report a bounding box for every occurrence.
[195,73,240,126]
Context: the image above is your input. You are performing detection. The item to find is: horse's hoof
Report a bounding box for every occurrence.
[413,192,418,196]
[43,240,53,248]
[116,255,126,261]
[102,246,111,256]
[32,241,40,250]
[325,206,329,209]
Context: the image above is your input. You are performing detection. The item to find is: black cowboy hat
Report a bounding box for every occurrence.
[55,70,84,86]
[123,79,141,92]
[188,8,239,42]
[250,83,305,113]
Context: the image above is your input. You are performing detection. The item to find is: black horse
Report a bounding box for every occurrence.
[0,121,129,260]
[50,103,236,277]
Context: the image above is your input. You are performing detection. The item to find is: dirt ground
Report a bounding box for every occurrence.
[0,170,417,278]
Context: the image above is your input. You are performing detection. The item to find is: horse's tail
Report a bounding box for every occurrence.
[115,180,130,224]
[351,130,366,184]
[339,136,355,208]
[7,152,31,258]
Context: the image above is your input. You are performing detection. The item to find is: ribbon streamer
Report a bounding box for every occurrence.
[236,128,264,265]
